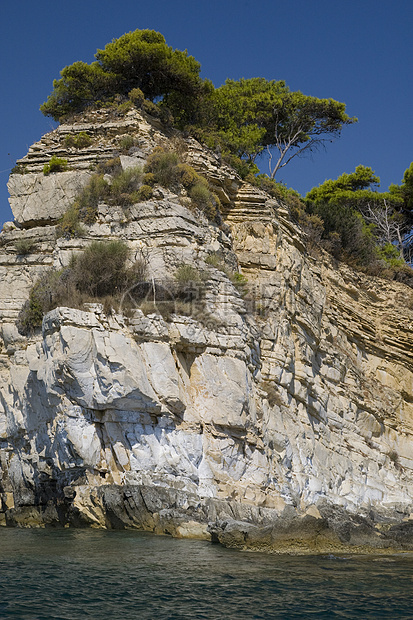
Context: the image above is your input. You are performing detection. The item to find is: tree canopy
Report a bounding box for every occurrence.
[305,165,410,264]
[40,29,355,178]
[40,29,203,122]
[190,77,356,177]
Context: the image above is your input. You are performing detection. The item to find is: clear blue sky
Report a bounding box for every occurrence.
[1,0,412,226]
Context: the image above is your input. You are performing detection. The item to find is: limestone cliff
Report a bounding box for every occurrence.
[1,108,413,553]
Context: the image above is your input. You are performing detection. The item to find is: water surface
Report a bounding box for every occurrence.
[0,528,412,619]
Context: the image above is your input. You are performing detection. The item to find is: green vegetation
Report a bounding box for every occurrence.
[144,147,221,221]
[287,163,413,285]
[174,264,205,284]
[305,166,406,265]
[142,172,156,187]
[43,156,68,175]
[137,184,153,201]
[192,78,355,178]
[58,174,110,236]
[40,29,203,125]
[11,163,28,175]
[118,134,135,152]
[17,270,67,334]
[205,253,248,293]
[14,238,36,255]
[64,132,92,149]
[189,182,220,221]
[97,157,122,175]
[70,240,130,297]
[17,241,147,334]
[37,28,412,282]
[109,166,143,205]
[58,204,86,238]
[144,149,180,187]
[40,29,354,178]
[128,88,145,108]
[58,167,145,237]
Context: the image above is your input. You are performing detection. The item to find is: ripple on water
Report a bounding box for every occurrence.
[0,529,413,619]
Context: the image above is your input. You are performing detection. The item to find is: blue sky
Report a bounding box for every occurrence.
[1,0,412,226]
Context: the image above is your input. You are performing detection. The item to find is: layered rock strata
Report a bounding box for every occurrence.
[1,108,413,553]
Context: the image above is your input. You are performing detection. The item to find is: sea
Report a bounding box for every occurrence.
[0,528,412,619]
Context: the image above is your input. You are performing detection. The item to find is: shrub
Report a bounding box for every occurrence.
[64,132,92,149]
[189,181,210,205]
[128,88,144,107]
[175,264,204,284]
[43,156,68,175]
[57,204,85,238]
[301,214,324,246]
[110,166,143,204]
[17,269,72,334]
[77,174,110,223]
[143,148,221,220]
[144,148,179,187]
[227,155,259,180]
[159,106,174,126]
[142,172,156,186]
[175,163,198,188]
[171,265,206,313]
[57,174,108,237]
[205,253,247,293]
[119,134,135,152]
[14,238,36,255]
[11,163,28,175]
[205,253,222,268]
[189,182,221,221]
[390,264,413,287]
[230,271,248,291]
[17,242,150,333]
[70,240,130,297]
[377,242,404,267]
[137,184,153,201]
[58,166,145,237]
[117,100,134,115]
[97,157,122,175]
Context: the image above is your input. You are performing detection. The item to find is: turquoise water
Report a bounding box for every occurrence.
[0,529,413,619]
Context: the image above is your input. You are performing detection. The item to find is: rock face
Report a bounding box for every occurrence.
[1,108,413,552]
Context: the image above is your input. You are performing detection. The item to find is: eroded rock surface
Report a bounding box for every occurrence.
[1,108,413,553]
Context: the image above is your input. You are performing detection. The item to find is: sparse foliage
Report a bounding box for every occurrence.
[14,238,36,255]
[64,132,92,149]
[43,156,68,175]
[17,241,148,333]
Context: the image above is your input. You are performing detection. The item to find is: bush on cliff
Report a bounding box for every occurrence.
[17,241,147,334]
[43,156,68,175]
[64,132,92,149]
[144,147,221,222]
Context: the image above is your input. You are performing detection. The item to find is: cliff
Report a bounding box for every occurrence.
[1,107,413,553]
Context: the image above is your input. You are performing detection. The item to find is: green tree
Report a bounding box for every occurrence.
[401,162,413,213]
[267,91,357,178]
[40,61,116,120]
[388,162,413,261]
[306,166,406,263]
[41,29,203,121]
[306,165,380,204]
[389,162,413,218]
[194,78,356,177]
[40,29,356,178]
